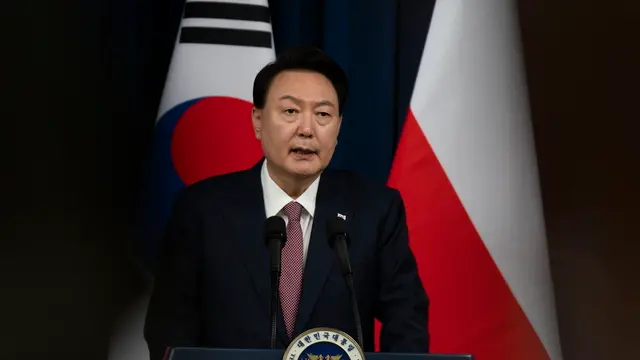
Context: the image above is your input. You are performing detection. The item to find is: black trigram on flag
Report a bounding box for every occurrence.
[179,0,272,48]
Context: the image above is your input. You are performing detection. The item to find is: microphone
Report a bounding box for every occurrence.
[326,217,364,349]
[264,216,287,349]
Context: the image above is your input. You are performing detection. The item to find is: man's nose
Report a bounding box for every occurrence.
[297,111,314,137]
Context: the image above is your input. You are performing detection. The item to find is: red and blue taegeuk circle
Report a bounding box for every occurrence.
[138,96,263,268]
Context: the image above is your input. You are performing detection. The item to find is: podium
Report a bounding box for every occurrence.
[167,348,473,360]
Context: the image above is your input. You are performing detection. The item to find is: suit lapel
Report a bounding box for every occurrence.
[230,159,289,345]
[293,170,352,336]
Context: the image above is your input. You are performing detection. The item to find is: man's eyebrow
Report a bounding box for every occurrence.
[278,95,300,103]
[316,100,336,108]
[278,95,336,108]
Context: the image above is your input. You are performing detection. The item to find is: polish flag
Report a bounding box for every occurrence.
[387,1,563,359]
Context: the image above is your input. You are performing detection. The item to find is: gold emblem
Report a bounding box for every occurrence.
[282,327,365,360]
[306,355,343,360]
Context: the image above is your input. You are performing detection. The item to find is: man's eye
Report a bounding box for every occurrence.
[284,109,298,115]
[317,112,330,117]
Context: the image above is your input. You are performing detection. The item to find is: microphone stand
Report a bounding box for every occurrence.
[269,267,280,349]
[334,236,364,349]
[264,216,286,349]
[345,271,364,348]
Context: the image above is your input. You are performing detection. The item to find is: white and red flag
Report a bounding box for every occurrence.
[387,1,563,359]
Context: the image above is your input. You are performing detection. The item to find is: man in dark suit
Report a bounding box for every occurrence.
[144,45,429,360]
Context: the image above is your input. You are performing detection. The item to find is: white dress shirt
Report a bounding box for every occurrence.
[261,160,320,263]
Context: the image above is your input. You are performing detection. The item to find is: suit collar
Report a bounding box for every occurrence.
[260,159,320,218]
[293,167,354,337]
[230,159,290,345]
[234,159,354,343]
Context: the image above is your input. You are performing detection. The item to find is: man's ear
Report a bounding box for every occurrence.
[251,107,262,140]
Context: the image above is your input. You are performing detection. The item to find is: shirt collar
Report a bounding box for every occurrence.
[261,159,319,218]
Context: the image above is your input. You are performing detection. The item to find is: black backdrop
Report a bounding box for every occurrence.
[2,1,638,359]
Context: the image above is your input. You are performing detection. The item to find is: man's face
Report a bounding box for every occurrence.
[252,70,342,180]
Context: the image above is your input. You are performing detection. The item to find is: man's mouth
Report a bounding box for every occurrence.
[290,147,317,155]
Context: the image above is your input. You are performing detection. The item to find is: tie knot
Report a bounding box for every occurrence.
[283,201,302,221]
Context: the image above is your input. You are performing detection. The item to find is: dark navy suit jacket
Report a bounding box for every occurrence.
[144,160,429,360]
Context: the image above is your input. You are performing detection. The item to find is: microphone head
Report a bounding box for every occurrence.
[264,216,286,247]
[326,216,349,248]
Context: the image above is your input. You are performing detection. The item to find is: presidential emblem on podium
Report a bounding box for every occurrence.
[283,328,365,360]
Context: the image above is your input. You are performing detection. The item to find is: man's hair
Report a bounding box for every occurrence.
[252,45,348,115]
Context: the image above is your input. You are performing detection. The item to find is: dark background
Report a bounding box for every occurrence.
[2,1,638,359]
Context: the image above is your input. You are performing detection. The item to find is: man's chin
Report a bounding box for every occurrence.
[285,162,322,178]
